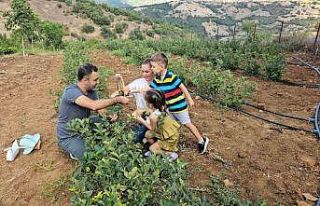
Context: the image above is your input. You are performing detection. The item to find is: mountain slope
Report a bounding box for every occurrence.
[134,0,320,38]
[0,0,184,41]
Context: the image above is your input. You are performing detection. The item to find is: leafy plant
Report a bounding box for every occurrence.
[82,24,95,33]
[129,28,145,40]
[63,41,90,84]
[100,26,116,39]
[69,118,200,205]
[39,21,64,49]
[114,22,128,34]
[0,33,18,55]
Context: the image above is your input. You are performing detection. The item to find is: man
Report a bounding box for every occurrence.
[56,63,129,160]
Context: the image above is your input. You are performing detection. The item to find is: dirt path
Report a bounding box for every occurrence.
[0,51,318,205]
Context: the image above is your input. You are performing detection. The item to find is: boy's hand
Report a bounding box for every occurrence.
[187,98,195,109]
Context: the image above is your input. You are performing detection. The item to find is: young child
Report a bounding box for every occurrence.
[149,52,209,154]
[133,89,180,160]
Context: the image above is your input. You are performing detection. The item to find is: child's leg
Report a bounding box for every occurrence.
[184,123,202,141]
[149,142,163,154]
[149,141,179,161]
[145,130,156,144]
[171,111,209,154]
[171,111,203,141]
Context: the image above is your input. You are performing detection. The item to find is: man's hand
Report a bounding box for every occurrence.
[123,86,130,96]
[115,96,130,105]
[108,113,118,122]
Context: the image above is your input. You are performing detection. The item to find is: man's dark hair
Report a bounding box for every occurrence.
[142,58,152,68]
[151,52,168,69]
[77,63,98,81]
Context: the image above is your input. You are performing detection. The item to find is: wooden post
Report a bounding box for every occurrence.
[253,23,256,41]
[314,23,320,54]
[233,23,237,40]
[216,26,219,40]
[279,21,284,43]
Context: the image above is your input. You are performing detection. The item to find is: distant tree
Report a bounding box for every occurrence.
[39,21,64,49]
[5,0,39,55]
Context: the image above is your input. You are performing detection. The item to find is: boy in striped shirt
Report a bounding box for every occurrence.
[150,52,209,154]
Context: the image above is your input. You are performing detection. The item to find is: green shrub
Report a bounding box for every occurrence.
[39,21,64,49]
[63,41,90,84]
[72,2,112,26]
[145,30,155,38]
[114,23,128,34]
[82,24,95,33]
[129,28,144,40]
[262,54,285,81]
[0,33,18,55]
[100,26,116,39]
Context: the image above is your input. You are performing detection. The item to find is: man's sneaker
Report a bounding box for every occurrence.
[198,137,209,154]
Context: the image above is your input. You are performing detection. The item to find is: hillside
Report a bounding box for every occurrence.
[0,0,183,41]
[134,0,320,39]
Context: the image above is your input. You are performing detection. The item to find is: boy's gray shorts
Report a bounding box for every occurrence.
[170,110,191,125]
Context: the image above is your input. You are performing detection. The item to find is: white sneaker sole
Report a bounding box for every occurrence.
[200,138,209,155]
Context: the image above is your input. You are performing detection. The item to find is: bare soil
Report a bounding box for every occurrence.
[0,51,319,205]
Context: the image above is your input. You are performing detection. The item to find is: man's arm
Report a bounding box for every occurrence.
[179,83,194,108]
[75,95,129,111]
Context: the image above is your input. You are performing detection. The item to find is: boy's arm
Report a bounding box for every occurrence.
[179,83,194,108]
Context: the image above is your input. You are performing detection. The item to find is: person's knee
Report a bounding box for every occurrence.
[149,143,160,153]
[58,137,85,160]
[72,145,85,160]
[145,130,153,139]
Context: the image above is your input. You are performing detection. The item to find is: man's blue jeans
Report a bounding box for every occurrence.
[134,124,148,143]
[58,136,85,160]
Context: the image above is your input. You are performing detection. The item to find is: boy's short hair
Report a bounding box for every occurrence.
[142,58,152,68]
[151,52,168,69]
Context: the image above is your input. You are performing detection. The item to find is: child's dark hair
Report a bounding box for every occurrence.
[151,52,168,69]
[145,89,166,112]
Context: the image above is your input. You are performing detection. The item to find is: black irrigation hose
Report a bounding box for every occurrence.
[291,56,320,77]
[278,79,320,88]
[237,109,313,134]
[244,102,310,122]
[193,93,313,134]
[312,102,320,138]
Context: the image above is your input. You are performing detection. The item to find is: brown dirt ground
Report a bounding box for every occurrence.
[0,51,319,205]
[0,54,75,206]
